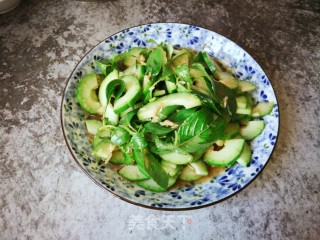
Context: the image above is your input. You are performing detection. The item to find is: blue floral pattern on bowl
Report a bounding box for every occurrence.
[61,23,279,210]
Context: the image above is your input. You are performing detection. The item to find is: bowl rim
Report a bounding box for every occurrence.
[60,22,280,211]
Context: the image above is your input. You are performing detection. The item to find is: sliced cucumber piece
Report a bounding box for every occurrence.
[239,120,265,140]
[204,139,245,167]
[179,165,203,182]
[251,101,274,118]
[165,80,177,93]
[190,160,208,176]
[236,96,247,109]
[76,74,103,114]
[119,165,149,181]
[93,126,112,148]
[136,176,177,192]
[214,71,233,80]
[239,117,252,126]
[109,151,125,165]
[104,103,119,125]
[161,162,183,177]
[214,71,238,90]
[154,90,166,97]
[190,63,209,78]
[123,47,144,67]
[245,94,254,107]
[172,52,190,68]
[161,160,178,169]
[221,122,240,140]
[191,77,211,96]
[159,150,193,165]
[114,75,142,114]
[237,80,256,93]
[123,63,145,81]
[215,140,225,147]
[219,78,239,90]
[236,106,252,115]
[137,93,201,121]
[93,140,115,162]
[237,142,252,167]
[98,69,119,108]
[85,119,102,135]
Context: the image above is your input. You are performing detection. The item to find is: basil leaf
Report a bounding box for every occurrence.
[213,80,237,117]
[130,132,148,149]
[132,149,150,177]
[177,108,226,153]
[119,144,135,165]
[96,59,113,76]
[169,107,198,125]
[194,52,216,74]
[146,47,164,77]
[146,152,169,189]
[131,137,169,189]
[111,126,131,146]
[161,63,174,80]
[191,89,221,115]
[143,122,176,136]
[106,79,126,103]
[174,64,192,84]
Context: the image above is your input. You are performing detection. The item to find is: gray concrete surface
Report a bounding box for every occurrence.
[0,0,319,239]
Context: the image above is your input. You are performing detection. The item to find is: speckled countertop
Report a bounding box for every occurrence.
[0,0,319,239]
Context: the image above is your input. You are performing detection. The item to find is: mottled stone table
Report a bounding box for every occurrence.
[1,0,319,239]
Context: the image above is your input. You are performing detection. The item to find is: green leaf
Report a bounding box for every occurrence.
[130,132,148,149]
[194,52,216,74]
[119,110,139,132]
[213,80,237,117]
[169,107,198,125]
[146,39,159,46]
[161,63,174,81]
[174,64,192,84]
[191,89,221,115]
[145,151,169,189]
[190,63,221,103]
[111,126,131,146]
[106,79,126,103]
[96,59,113,76]
[177,108,226,153]
[143,122,176,135]
[132,149,149,177]
[146,47,164,77]
[119,144,135,165]
[158,105,181,121]
[132,144,169,189]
